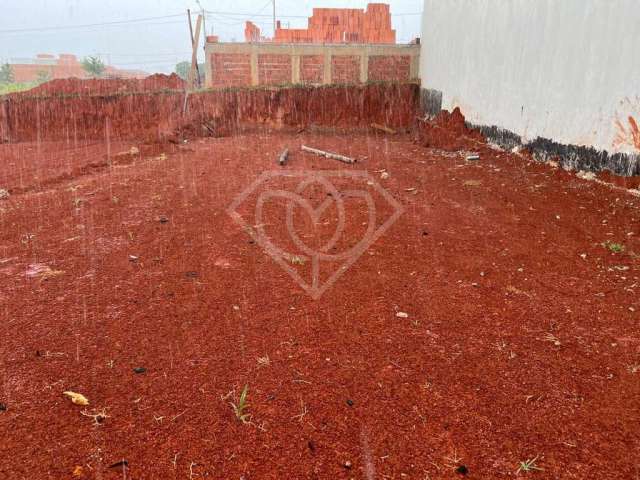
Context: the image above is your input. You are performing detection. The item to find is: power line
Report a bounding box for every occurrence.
[0,13,185,34]
[205,9,422,19]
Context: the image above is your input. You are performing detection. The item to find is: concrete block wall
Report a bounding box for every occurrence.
[206,42,420,88]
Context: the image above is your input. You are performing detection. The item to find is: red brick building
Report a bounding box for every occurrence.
[8,54,146,83]
[245,3,396,44]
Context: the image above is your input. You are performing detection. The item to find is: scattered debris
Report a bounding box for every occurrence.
[371,123,397,135]
[301,145,355,164]
[463,179,482,187]
[81,408,109,425]
[63,391,89,406]
[396,312,409,318]
[72,466,84,477]
[185,271,199,279]
[128,255,139,262]
[516,456,543,474]
[576,170,597,181]
[0,189,9,200]
[108,460,129,469]
[278,148,289,166]
[25,264,64,280]
[466,153,480,161]
[290,255,306,266]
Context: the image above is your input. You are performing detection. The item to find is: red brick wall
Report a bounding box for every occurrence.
[300,55,324,84]
[332,56,360,84]
[258,54,292,85]
[211,53,251,87]
[368,55,411,82]
[270,3,396,44]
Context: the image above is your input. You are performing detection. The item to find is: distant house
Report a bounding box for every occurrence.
[8,54,147,83]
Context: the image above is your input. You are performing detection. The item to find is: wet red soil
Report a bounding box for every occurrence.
[0,127,639,479]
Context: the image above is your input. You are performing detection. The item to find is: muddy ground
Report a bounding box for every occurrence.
[0,127,638,479]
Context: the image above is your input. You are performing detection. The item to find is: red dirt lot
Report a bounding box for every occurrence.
[0,127,639,479]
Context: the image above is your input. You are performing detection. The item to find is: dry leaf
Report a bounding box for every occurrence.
[63,391,89,406]
[72,465,84,477]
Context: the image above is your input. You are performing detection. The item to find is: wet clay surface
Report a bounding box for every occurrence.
[0,131,639,479]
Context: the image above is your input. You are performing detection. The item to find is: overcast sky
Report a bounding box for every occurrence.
[0,0,423,74]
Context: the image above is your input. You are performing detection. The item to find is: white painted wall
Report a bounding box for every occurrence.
[420,0,640,154]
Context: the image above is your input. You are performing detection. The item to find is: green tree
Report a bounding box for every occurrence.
[175,61,205,83]
[0,63,14,84]
[175,61,190,80]
[81,56,106,78]
[35,70,51,85]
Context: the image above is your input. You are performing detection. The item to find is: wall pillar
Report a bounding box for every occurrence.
[360,53,369,83]
[292,55,301,84]
[250,48,259,86]
[323,52,332,85]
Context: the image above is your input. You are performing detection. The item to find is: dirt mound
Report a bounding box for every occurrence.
[416,107,485,151]
[19,73,185,97]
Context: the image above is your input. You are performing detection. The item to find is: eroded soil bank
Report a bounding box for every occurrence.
[0,83,419,143]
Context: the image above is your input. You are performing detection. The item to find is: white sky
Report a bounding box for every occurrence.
[0,0,423,74]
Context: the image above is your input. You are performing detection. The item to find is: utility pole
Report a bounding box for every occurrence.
[187,10,203,89]
[273,0,276,37]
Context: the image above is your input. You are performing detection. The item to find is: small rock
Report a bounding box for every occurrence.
[0,189,9,200]
[456,465,469,476]
[128,255,139,262]
[133,367,147,374]
[466,154,480,161]
[0,403,6,412]
[346,399,354,407]
[157,215,169,224]
[380,172,390,180]
[396,312,409,319]
[343,460,352,469]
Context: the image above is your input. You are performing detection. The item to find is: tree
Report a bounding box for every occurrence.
[175,61,205,84]
[81,56,106,78]
[175,61,190,81]
[0,63,14,84]
[35,70,51,85]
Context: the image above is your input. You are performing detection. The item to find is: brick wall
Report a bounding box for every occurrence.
[300,55,324,84]
[368,55,411,82]
[211,53,251,87]
[258,54,292,85]
[332,56,361,84]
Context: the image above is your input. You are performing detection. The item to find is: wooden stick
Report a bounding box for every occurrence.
[278,148,289,166]
[301,145,355,164]
[371,123,396,135]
